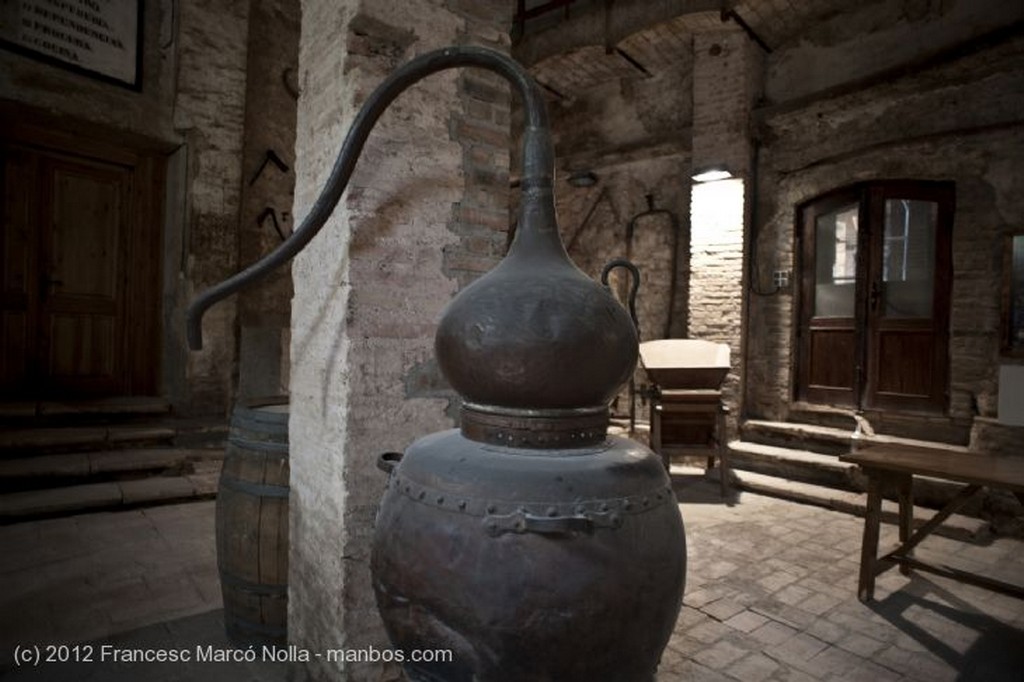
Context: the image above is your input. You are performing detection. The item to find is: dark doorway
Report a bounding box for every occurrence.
[1,121,164,399]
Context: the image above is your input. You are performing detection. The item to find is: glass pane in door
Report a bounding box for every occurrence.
[882,199,936,318]
[814,204,859,317]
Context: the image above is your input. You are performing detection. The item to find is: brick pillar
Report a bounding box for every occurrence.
[290,1,510,679]
[688,29,762,426]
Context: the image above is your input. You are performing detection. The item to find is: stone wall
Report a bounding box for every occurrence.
[237,0,302,400]
[525,22,760,429]
[173,0,252,414]
[687,29,761,430]
[288,1,510,679]
[549,69,692,343]
[747,0,1024,452]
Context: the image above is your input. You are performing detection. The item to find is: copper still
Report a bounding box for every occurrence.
[187,47,685,681]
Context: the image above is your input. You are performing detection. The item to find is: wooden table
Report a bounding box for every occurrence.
[840,445,1024,602]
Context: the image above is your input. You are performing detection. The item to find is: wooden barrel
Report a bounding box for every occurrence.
[216,397,289,647]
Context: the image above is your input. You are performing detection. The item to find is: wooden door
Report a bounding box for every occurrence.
[797,181,953,414]
[1,138,158,399]
[863,182,953,412]
[797,188,865,407]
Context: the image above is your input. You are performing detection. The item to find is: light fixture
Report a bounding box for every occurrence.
[691,166,733,183]
[567,170,598,187]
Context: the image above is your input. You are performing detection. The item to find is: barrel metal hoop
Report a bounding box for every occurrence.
[218,569,288,597]
[220,475,290,498]
[228,436,290,454]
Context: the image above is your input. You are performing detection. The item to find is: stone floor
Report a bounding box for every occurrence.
[0,473,1022,681]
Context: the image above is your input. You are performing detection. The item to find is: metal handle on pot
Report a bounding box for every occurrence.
[601,258,640,335]
[377,451,404,475]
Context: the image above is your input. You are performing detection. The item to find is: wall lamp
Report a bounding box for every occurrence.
[691,166,734,183]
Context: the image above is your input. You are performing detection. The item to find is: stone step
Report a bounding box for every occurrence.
[727,440,864,490]
[741,419,974,457]
[0,459,222,522]
[0,397,172,423]
[0,424,178,457]
[0,415,229,456]
[728,469,991,542]
[0,448,225,492]
[740,420,853,455]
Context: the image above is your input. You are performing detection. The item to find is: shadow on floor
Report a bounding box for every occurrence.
[868,576,1024,682]
[670,469,739,506]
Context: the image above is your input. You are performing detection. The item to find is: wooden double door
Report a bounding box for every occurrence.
[1,126,163,399]
[796,181,954,414]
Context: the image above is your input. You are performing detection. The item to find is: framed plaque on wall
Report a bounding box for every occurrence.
[0,0,142,89]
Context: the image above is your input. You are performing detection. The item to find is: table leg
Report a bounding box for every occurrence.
[858,473,884,602]
[896,473,913,576]
[717,408,728,497]
[651,403,667,470]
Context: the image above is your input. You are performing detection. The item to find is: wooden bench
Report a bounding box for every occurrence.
[840,445,1024,602]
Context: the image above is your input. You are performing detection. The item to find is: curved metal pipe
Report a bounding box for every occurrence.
[186,46,551,350]
[626,194,680,339]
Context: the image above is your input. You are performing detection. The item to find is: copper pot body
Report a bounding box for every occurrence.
[371,429,686,682]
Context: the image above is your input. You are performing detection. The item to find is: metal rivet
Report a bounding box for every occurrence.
[642,497,649,506]
[404,485,411,493]
[487,504,496,514]
[458,500,467,510]
[437,496,445,505]
[546,506,557,516]
[600,502,610,512]
[623,500,633,511]
[575,504,586,514]
[418,491,425,500]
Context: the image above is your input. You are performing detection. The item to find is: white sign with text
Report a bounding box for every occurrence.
[0,0,140,87]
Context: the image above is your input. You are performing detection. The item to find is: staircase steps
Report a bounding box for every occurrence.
[0,460,222,520]
[727,418,1020,535]
[728,470,990,542]
[0,399,228,523]
[740,420,854,456]
[727,441,864,491]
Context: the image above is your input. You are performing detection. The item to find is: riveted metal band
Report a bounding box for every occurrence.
[383,470,676,536]
[460,403,610,449]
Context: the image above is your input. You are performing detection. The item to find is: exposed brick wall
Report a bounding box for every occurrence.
[747,12,1024,451]
[289,1,510,679]
[689,29,762,431]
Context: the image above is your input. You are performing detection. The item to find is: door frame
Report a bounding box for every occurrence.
[1,109,167,398]
[794,180,954,415]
